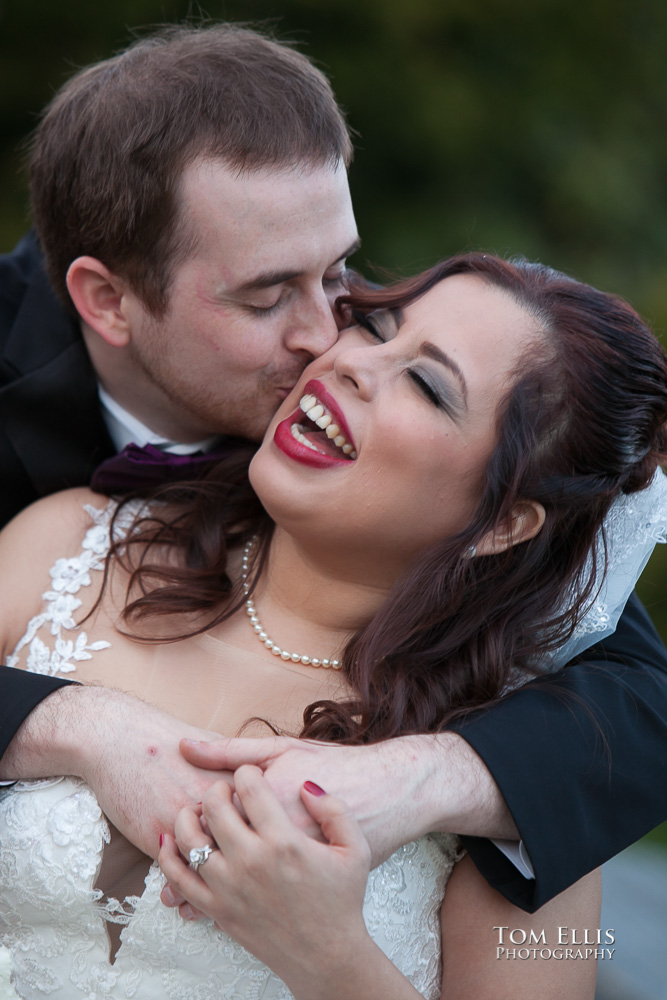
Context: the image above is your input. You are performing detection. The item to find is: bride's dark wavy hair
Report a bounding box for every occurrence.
[106,252,667,743]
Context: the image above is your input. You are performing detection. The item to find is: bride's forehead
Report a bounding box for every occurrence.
[400,276,535,352]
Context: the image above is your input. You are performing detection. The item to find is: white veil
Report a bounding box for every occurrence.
[549,468,667,668]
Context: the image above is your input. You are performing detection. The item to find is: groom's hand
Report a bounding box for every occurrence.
[0,684,233,859]
[179,731,518,867]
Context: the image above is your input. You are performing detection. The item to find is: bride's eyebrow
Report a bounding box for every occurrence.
[419,342,468,408]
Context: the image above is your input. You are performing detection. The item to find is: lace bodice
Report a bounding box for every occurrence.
[1,502,461,999]
[0,777,458,999]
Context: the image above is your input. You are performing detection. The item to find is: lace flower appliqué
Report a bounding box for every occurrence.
[6,501,142,677]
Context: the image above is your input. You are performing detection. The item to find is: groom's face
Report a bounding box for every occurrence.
[123,157,360,442]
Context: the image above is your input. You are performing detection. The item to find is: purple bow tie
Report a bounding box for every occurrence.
[90,442,236,493]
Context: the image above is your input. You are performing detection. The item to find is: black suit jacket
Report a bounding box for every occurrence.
[1,234,666,912]
[0,232,114,526]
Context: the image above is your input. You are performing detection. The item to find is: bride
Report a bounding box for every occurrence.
[1,252,666,999]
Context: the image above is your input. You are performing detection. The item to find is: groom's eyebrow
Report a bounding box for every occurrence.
[235,239,362,292]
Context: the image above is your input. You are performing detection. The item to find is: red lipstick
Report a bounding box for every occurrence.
[303,379,356,447]
[274,410,351,468]
[273,379,357,469]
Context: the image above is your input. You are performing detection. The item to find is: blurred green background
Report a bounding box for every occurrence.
[0,0,665,846]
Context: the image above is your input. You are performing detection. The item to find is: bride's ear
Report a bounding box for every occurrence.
[475,500,546,557]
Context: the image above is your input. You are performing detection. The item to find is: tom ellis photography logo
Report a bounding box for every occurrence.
[495,926,616,960]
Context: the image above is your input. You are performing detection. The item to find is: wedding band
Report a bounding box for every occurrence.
[188,844,215,871]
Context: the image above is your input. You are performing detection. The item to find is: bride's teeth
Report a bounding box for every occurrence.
[290,423,324,454]
[294,394,356,459]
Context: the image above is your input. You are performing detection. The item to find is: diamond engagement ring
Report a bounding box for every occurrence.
[188,844,215,871]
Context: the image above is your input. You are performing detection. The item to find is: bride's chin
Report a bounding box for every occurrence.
[247,443,336,545]
[247,444,301,518]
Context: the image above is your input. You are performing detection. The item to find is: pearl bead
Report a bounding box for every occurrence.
[242,535,341,670]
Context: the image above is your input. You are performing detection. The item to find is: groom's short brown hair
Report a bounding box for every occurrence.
[28,24,353,314]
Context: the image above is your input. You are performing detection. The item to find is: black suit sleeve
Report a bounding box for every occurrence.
[451,592,667,912]
[0,665,75,761]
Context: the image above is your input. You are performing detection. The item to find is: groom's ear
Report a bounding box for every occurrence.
[475,500,546,557]
[66,256,132,348]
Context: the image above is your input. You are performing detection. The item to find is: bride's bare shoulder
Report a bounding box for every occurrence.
[0,487,113,654]
[0,487,111,556]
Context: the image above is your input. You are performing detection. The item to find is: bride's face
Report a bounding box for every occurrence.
[250,273,541,579]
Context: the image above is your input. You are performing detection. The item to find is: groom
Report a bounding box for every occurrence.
[1,24,665,914]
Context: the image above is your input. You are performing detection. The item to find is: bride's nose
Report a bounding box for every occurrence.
[332,342,380,399]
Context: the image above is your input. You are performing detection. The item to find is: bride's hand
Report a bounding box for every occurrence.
[159,765,372,990]
[179,731,516,866]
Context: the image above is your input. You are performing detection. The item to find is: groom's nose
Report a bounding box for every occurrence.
[283,287,339,358]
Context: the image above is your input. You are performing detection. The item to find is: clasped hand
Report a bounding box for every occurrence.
[159,765,372,987]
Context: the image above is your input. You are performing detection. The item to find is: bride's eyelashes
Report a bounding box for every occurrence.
[352,309,385,341]
[352,309,450,411]
[407,369,448,409]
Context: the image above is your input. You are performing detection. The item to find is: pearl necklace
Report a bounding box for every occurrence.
[242,536,342,670]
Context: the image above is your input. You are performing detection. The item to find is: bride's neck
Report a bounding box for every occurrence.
[247,527,392,657]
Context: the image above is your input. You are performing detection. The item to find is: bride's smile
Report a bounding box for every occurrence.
[274,378,358,467]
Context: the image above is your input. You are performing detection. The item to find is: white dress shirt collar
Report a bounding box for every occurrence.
[98,386,222,456]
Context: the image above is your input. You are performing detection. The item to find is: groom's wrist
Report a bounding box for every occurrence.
[0,682,96,781]
[402,731,519,841]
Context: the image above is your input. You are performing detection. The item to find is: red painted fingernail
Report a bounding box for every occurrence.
[159,833,165,848]
[303,780,326,797]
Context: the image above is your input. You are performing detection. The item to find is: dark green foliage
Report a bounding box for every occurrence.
[1,0,667,633]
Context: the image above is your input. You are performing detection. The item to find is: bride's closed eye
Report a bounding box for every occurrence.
[352,309,450,413]
[352,309,451,411]
[406,369,450,410]
[351,309,386,342]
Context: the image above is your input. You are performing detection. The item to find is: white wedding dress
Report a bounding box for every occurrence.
[0,503,461,999]
[3,471,667,999]
[0,779,458,999]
